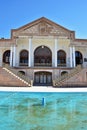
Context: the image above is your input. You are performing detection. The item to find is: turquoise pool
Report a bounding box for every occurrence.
[0,92,87,130]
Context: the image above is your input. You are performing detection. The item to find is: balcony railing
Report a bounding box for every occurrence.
[19,63,66,67]
[19,63,28,66]
[34,63,52,67]
[57,63,66,67]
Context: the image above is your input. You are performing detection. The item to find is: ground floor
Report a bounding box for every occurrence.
[11,67,77,86]
[1,64,87,86]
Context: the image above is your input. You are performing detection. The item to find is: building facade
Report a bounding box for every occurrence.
[0,17,87,86]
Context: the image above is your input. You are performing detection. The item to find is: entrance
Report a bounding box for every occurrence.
[75,51,83,66]
[34,46,52,66]
[34,72,52,86]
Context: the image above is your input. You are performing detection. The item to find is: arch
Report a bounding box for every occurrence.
[19,50,28,66]
[34,46,52,66]
[57,50,66,66]
[3,50,10,64]
[61,71,68,76]
[18,71,25,75]
[34,71,52,86]
[75,51,83,66]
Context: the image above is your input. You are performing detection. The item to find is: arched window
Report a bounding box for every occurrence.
[61,71,68,76]
[57,50,66,66]
[18,71,25,75]
[3,50,10,64]
[75,51,83,66]
[20,50,28,66]
[34,46,52,66]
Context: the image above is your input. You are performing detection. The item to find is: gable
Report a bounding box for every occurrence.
[11,17,75,39]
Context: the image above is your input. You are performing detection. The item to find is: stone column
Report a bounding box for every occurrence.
[0,50,2,66]
[70,47,73,67]
[54,39,58,67]
[72,46,76,67]
[13,45,16,67]
[28,38,32,67]
[10,45,13,67]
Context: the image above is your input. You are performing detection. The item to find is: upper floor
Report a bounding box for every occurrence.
[0,17,87,68]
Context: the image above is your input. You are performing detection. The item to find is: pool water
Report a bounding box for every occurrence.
[0,92,87,130]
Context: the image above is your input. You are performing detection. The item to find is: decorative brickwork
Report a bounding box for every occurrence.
[12,17,74,39]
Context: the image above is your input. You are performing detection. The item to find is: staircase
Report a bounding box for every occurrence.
[0,65,32,87]
[53,65,82,87]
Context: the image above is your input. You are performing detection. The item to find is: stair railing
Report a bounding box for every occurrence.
[53,65,82,87]
[17,71,33,86]
[3,64,32,86]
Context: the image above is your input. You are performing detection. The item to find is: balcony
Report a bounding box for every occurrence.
[19,63,28,66]
[57,63,66,67]
[34,63,52,67]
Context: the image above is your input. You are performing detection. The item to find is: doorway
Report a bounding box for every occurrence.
[75,51,83,66]
[34,72,52,86]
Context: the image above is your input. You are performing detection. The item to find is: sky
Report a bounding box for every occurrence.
[0,0,87,39]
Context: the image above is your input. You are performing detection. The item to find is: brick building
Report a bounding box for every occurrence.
[0,17,87,86]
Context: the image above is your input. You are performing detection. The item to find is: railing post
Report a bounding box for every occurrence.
[30,80,33,86]
[53,80,55,87]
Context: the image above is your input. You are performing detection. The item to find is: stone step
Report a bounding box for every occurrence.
[0,67,29,87]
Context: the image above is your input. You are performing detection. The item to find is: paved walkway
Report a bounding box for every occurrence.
[0,86,87,92]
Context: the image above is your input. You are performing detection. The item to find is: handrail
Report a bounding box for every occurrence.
[53,65,82,87]
[57,63,66,67]
[3,64,32,86]
[17,71,32,85]
[62,81,87,87]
